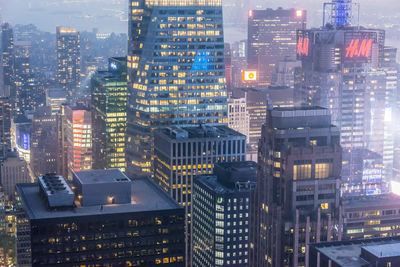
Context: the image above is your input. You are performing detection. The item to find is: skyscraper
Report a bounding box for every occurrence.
[65,105,92,179]
[153,125,246,264]
[0,97,11,159]
[56,26,80,102]
[193,161,257,267]
[0,151,30,200]
[297,0,394,191]
[127,0,228,175]
[250,107,342,267]
[91,57,127,171]
[16,170,185,266]
[228,95,250,141]
[248,8,307,86]
[1,23,14,98]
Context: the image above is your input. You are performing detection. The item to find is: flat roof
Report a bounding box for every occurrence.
[363,243,400,258]
[343,193,400,209]
[312,237,400,267]
[17,178,181,220]
[74,169,130,185]
[159,125,245,140]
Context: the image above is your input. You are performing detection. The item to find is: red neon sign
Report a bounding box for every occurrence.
[297,37,309,56]
[346,39,373,58]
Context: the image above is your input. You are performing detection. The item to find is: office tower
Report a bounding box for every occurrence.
[0,98,11,159]
[272,59,302,89]
[45,88,67,115]
[225,43,233,91]
[16,170,185,266]
[154,125,246,264]
[14,40,38,113]
[12,114,31,163]
[250,107,342,267]
[127,0,228,175]
[1,23,14,98]
[91,57,127,171]
[0,151,30,200]
[341,193,400,240]
[309,237,400,267]
[30,106,57,177]
[248,8,306,86]
[193,161,257,267]
[65,105,92,179]
[228,95,250,141]
[56,26,80,102]
[297,0,394,192]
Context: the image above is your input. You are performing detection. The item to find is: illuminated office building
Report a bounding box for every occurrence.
[56,26,80,102]
[12,114,31,163]
[45,88,67,115]
[154,125,246,264]
[91,57,128,171]
[297,0,395,191]
[127,0,228,175]
[247,8,306,86]
[0,151,30,200]
[0,97,11,159]
[1,22,14,98]
[30,106,57,177]
[228,95,250,142]
[193,161,257,267]
[65,105,92,179]
[16,170,185,266]
[250,107,342,267]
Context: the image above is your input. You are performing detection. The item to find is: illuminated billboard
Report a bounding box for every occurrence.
[345,39,373,58]
[242,71,257,81]
[297,37,309,56]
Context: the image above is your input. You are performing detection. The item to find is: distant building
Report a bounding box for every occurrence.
[154,125,246,264]
[0,151,30,200]
[56,26,80,102]
[0,97,11,159]
[12,114,31,163]
[1,23,14,98]
[91,57,127,171]
[127,0,228,176]
[309,237,400,267]
[248,8,307,86]
[45,88,67,115]
[16,170,185,266]
[65,105,92,179]
[30,106,57,177]
[193,161,257,267]
[228,95,250,142]
[250,107,342,267]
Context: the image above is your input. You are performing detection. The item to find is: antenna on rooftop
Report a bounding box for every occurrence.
[323,0,360,29]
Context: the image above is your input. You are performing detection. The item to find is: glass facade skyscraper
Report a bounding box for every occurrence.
[127,0,228,175]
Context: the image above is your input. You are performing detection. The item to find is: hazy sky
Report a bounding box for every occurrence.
[1,0,400,43]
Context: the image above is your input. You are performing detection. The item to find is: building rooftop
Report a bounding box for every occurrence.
[47,88,67,99]
[73,169,130,185]
[343,193,400,208]
[16,178,181,220]
[159,125,245,140]
[311,237,400,266]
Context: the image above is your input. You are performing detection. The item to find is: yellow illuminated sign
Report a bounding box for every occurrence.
[243,71,257,81]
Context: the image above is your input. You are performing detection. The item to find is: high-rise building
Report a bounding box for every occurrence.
[65,105,92,179]
[16,170,185,266]
[14,40,38,113]
[30,106,57,177]
[248,8,307,86]
[154,125,246,264]
[193,161,257,267]
[12,114,31,163]
[297,0,395,191]
[0,97,11,159]
[56,26,80,102]
[127,0,228,175]
[1,23,14,98]
[0,151,30,200]
[91,57,127,171]
[228,95,250,141]
[45,88,67,115]
[250,107,342,267]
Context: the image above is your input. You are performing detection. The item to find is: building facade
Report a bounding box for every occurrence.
[91,57,127,171]
[193,161,257,267]
[56,26,80,102]
[247,8,306,86]
[16,170,185,266]
[0,151,30,200]
[228,95,250,142]
[250,107,342,267]
[1,23,14,98]
[154,125,246,264]
[0,97,11,159]
[127,0,228,175]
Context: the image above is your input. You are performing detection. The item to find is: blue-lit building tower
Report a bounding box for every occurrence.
[127,0,228,175]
